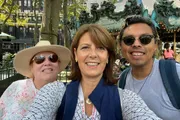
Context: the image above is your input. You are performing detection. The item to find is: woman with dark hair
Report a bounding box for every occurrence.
[163,42,174,60]
[22,24,161,120]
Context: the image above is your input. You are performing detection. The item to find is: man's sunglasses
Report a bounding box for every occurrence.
[31,54,59,64]
[122,35,154,46]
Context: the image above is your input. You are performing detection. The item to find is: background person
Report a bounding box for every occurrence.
[118,15,180,120]
[0,40,71,119]
[163,42,174,60]
[23,24,161,120]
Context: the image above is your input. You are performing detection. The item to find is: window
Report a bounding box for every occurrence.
[20,27,23,31]
[24,0,27,6]
[9,27,13,32]
[38,16,41,21]
[19,1,21,6]
[28,0,31,7]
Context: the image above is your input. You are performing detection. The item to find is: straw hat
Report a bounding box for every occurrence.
[13,40,71,78]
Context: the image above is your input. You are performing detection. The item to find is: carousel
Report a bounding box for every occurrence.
[69,0,180,62]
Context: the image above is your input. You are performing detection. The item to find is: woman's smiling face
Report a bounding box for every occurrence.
[74,32,109,79]
[30,51,60,83]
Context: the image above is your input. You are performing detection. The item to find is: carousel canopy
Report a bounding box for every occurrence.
[69,0,180,42]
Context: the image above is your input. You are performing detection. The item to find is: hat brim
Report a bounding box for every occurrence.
[14,45,71,78]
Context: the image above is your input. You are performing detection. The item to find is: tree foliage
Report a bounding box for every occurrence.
[0,0,28,31]
[32,0,43,43]
[67,1,86,20]
[0,0,18,31]
[40,0,62,44]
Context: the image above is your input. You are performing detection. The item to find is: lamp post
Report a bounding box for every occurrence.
[0,21,3,62]
[0,21,2,33]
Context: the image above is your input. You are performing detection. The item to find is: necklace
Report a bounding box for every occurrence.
[132,75,149,95]
[131,61,155,94]
[85,98,92,104]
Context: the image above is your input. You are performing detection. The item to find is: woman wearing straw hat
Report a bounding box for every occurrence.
[0,41,71,120]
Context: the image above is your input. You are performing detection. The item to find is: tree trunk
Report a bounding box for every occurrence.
[33,0,38,44]
[40,0,62,44]
[73,0,77,30]
[63,0,70,48]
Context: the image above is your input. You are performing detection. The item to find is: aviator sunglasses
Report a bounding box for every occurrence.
[122,34,154,46]
[31,54,59,64]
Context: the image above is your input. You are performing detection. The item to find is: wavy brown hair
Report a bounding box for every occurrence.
[69,24,117,84]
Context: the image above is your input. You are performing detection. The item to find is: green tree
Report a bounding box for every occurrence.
[67,0,86,21]
[62,0,86,48]
[40,0,116,45]
[63,0,69,47]
[40,0,62,44]
[32,0,43,44]
[0,0,28,32]
[0,0,18,32]
[108,0,117,4]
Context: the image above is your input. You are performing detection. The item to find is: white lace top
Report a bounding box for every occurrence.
[22,81,162,120]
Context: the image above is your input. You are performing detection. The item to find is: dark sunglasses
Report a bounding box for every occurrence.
[31,54,59,64]
[122,35,154,46]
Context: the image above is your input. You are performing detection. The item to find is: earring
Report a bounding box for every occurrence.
[75,58,78,62]
[106,59,108,64]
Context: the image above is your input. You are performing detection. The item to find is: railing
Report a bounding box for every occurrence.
[0,68,17,81]
[0,60,16,81]
[58,70,71,84]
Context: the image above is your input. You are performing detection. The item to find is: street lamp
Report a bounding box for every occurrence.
[0,21,2,33]
[0,21,2,62]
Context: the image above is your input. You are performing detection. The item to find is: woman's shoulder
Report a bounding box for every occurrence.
[117,88,161,119]
[38,81,66,94]
[118,88,140,100]
[117,88,141,108]
[117,88,151,106]
[2,79,29,94]
[22,81,66,120]
[10,79,29,85]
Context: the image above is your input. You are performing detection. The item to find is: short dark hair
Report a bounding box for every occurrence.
[69,24,117,84]
[164,42,170,49]
[119,15,159,43]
